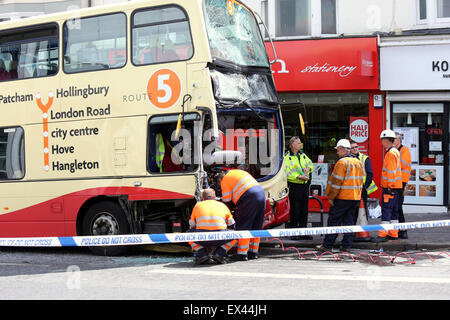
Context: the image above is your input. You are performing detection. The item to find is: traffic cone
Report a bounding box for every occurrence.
[354,199,371,242]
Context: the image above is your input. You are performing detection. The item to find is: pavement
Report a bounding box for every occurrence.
[262,210,450,252]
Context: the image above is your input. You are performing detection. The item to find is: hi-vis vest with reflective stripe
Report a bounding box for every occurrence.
[357,153,378,195]
[381,147,402,189]
[189,200,235,231]
[398,145,412,183]
[155,133,165,172]
[284,151,314,184]
[221,169,259,204]
[325,155,364,200]
[155,133,182,172]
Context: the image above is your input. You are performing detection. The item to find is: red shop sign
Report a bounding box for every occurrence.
[265,37,379,92]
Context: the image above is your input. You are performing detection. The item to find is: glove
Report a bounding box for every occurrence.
[328,199,334,207]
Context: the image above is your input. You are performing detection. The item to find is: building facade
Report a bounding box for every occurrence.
[380,34,450,209]
[2,0,450,210]
[252,0,450,211]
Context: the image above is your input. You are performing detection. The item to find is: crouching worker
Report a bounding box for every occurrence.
[189,188,237,265]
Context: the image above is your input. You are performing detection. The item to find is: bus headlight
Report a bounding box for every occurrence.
[278,187,288,199]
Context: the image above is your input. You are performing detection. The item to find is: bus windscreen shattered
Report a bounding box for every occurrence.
[203,0,269,68]
[210,69,278,106]
[215,110,281,180]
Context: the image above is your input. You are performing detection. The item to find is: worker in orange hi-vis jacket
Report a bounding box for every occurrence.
[219,169,266,261]
[188,188,237,265]
[315,138,364,253]
[373,129,403,243]
[394,131,412,239]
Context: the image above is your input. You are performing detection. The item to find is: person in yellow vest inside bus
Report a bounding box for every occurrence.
[315,139,364,252]
[350,140,378,242]
[284,136,314,240]
[218,168,266,261]
[394,131,412,239]
[155,132,183,172]
[188,188,237,265]
[373,129,403,243]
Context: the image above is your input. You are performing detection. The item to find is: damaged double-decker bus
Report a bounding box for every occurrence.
[0,0,289,254]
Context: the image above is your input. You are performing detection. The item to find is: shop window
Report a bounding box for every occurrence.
[281,93,368,164]
[280,93,368,197]
[392,103,444,165]
[392,103,444,205]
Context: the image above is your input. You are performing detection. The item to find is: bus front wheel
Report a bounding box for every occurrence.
[82,201,130,256]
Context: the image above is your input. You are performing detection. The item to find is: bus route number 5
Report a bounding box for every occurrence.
[147,68,182,110]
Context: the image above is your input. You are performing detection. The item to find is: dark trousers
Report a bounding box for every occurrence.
[398,182,406,223]
[235,185,266,231]
[323,199,359,249]
[288,182,309,228]
[234,185,266,255]
[381,188,401,222]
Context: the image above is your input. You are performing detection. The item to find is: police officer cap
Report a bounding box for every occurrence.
[380,129,396,139]
[335,139,351,149]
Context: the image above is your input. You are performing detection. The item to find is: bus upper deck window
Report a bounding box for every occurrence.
[63,13,126,73]
[132,6,193,66]
[0,24,58,82]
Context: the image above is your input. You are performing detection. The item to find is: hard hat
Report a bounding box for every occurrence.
[380,129,396,139]
[335,138,351,149]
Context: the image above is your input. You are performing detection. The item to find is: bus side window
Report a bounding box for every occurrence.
[63,13,126,73]
[132,5,193,66]
[0,24,58,82]
[0,127,25,180]
[148,114,200,174]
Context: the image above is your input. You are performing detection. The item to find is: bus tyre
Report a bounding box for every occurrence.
[82,201,130,256]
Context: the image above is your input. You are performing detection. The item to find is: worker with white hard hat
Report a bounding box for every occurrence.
[373,129,403,242]
[316,138,364,252]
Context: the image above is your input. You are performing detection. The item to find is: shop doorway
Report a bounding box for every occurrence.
[392,103,449,206]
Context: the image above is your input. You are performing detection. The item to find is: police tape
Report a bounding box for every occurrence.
[0,220,449,247]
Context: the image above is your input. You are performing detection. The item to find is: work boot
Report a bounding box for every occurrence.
[230,254,248,262]
[315,244,332,253]
[247,252,258,260]
[398,230,408,239]
[194,249,210,265]
[211,247,227,264]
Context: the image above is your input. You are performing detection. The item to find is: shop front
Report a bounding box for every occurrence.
[380,35,450,211]
[266,37,383,202]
